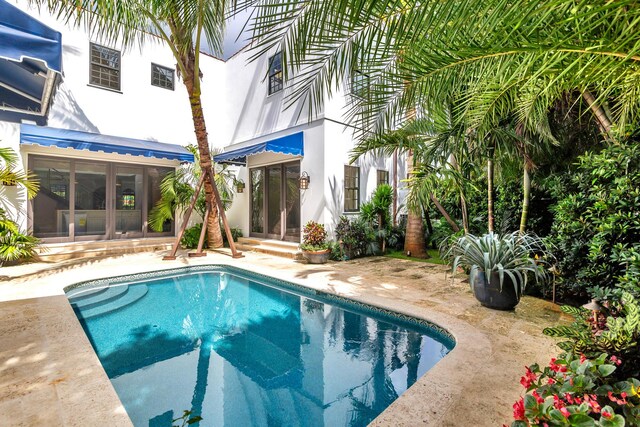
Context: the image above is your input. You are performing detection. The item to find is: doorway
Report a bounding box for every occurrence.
[250,161,301,242]
[30,155,174,242]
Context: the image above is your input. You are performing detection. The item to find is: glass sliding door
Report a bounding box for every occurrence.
[30,155,175,242]
[74,162,107,238]
[250,169,264,234]
[115,166,144,237]
[32,157,71,239]
[250,162,300,242]
[284,163,301,240]
[267,165,283,239]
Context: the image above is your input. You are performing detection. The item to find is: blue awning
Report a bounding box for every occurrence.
[214,132,304,165]
[0,1,62,120]
[20,124,195,163]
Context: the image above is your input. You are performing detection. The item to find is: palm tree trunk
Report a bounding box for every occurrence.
[449,154,469,233]
[519,161,530,234]
[403,150,427,258]
[582,90,613,140]
[487,144,495,234]
[183,55,223,248]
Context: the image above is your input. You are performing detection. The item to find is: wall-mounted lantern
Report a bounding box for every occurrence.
[236,179,245,193]
[299,171,310,190]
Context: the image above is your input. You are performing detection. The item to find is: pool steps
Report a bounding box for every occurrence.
[68,284,148,319]
[235,237,304,260]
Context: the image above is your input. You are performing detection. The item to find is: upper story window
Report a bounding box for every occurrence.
[268,52,283,95]
[351,70,370,99]
[377,170,389,187]
[344,165,360,212]
[151,63,175,90]
[90,43,121,91]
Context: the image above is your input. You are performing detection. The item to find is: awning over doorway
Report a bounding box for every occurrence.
[214,132,304,165]
[0,1,62,119]
[20,124,195,162]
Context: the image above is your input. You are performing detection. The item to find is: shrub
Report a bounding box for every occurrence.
[300,221,329,251]
[0,208,39,265]
[181,223,242,249]
[181,223,206,249]
[335,216,377,259]
[543,291,640,380]
[509,353,640,426]
[548,143,640,302]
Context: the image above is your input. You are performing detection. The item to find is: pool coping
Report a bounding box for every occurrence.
[61,260,486,426]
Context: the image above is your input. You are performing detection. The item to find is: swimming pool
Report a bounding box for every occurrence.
[66,265,454,427]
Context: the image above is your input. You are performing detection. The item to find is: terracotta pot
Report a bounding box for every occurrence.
[472,270,520,310]
[302,249,331,264]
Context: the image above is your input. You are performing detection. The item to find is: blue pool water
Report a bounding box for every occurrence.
[67,266,454,427]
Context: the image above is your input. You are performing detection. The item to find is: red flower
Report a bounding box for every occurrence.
[602,410,613,419]
[584,394,601,413]
[608,391,628,405]
[520,366,538,389]
[549,358,567,373]
[532,390,544,404]
[560,407,571,418]
[547,377,555,385]
[513,398,526,420]
[580,354,587,363]
[610,355,622,366]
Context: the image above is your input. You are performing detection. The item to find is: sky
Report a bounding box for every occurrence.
[221,8,254,60]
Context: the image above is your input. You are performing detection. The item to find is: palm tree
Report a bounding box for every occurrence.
[240,0,640,144]
[36,0,234,248]
[0,147,38,202]
[148,146,236,232]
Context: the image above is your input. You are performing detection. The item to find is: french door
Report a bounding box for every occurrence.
[250,161,301,242]
[30,155,173,242]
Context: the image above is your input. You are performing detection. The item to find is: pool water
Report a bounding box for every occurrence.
[67,266,454,427]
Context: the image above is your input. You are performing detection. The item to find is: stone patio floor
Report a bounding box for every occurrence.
[0,249,567,426]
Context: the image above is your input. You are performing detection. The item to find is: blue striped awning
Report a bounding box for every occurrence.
[20,124,195,162]
[0,1,63,121]
[214,132,304,165]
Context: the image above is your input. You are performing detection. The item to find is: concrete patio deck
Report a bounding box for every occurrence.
[0,249,565,426]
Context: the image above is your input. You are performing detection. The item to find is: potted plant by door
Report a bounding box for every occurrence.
[445,232,549,310]
[300,220,331,264]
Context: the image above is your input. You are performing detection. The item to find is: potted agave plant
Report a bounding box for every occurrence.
[300,220,331,264]
[445,232,549,310]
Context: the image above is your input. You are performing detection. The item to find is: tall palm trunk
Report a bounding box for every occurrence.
[449,154,469,233]
[182,51,223,248]
[404,150,427,258]
[582,90,613,140]
[487,143,495,234]
[519,160,531,234]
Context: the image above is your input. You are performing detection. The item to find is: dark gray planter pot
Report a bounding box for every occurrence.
[472,270,520,310]
[302,249,331,264]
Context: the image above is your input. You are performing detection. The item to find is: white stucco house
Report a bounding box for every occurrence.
[0,0,406,255]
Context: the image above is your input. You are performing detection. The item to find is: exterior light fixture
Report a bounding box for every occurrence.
[236,179,245,193]
[299,171,310,190]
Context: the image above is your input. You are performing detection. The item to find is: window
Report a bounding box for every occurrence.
[151,63,175,90]
[377,170,389,187]
[344,165,360,212]
[351,70,370,98]
[90,43,121,91]
[268,52,283,95]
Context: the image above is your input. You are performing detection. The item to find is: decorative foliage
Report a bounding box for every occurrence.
[149,145,236,232]
[444,231,550,296]
[548,143,640,302]
[0,208,39,265]
[543,292,640,379]
[335,216,377,259]
[300,220,329,251]
[509,353,640,427]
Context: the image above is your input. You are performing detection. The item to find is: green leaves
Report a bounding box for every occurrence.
[445,231,550,295]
